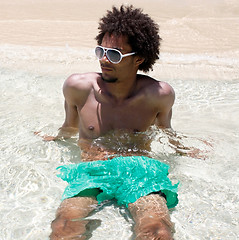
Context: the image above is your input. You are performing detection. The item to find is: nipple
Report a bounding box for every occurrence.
[88,126,95,131]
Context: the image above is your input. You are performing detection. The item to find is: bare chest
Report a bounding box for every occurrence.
[78,97,157,138]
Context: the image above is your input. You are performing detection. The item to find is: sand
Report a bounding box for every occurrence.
[1,0,239,80]
[1,0,239,52]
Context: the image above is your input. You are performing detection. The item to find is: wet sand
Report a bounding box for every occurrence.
[1,0,239,81]
[1,0,239,52]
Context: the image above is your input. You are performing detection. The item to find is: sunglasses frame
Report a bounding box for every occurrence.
[95,46,136,64]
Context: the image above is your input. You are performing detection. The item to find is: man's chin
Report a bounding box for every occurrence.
[102,75,118,83]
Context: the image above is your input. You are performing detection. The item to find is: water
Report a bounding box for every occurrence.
[1,0,239,238]
[0,44,238,240]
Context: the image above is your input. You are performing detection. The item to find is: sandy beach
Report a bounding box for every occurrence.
[1,0,239,80]
[0,0,239,239]
[1,0,239,52]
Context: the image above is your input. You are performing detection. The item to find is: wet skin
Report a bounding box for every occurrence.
[50,33,175,239]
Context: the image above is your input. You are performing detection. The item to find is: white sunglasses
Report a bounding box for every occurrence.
[95,46,136,64]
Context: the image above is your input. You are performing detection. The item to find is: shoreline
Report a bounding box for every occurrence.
[0,0,238,81]
[0,0,238,54]
[1,44,238,82]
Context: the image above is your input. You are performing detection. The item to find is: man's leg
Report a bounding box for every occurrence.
[128,194,174,240]
[50,196,98,240]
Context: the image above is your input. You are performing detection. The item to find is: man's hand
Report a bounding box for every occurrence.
[34,131,60,141]
[161,128,213,160]
[34,127,78,141]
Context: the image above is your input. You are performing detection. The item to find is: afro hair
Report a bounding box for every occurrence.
[95,5,161,72]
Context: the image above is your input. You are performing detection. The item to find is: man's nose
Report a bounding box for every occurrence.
[100,52,110,63]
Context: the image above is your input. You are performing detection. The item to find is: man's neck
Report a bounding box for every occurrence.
[102,75,138,104]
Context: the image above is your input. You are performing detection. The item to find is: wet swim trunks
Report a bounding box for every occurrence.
[57,156,179,208]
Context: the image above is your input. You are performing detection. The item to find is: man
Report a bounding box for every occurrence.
[49,5,176,240]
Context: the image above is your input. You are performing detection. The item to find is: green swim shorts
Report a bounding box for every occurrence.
[57,156,179,208]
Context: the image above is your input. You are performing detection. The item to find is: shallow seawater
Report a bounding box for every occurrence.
[0,45,239,240]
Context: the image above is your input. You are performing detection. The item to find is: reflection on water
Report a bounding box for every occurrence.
[90,127,213,162]
[91,129,153,156]
[0,44,239,240]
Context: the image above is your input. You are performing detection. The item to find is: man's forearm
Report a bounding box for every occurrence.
[38,126,78,141]
[56,127,79,139]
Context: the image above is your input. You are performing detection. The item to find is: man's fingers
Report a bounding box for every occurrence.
[43,135,57,141]
[34,131,57,141]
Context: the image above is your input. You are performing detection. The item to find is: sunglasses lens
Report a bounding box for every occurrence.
[95,47,104,59]
[107,50,121,63]
[95,47,122,63]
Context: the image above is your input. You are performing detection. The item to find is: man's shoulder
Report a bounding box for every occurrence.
[64,72,99,89]
[158,81,174,96]
[137,74,175,110]
[63,73,100,103]
[137,74,174,96]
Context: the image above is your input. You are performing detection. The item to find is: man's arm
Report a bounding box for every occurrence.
[39,74,91,141]
[43,101,79,141]
[152,82,209,159]
[154,82,175,129]
[56,79,81,139]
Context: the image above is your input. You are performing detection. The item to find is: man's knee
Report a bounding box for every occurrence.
[135,218,174,240]
[50,214,87,240]
[50,216,66,239]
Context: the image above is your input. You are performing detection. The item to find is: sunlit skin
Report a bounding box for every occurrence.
[60,34,174,139]
[49,33,175,240]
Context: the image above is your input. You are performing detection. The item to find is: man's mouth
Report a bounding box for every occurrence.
[101,64,114,71]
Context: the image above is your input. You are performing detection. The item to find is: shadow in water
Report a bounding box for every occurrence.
[84,219,102,240]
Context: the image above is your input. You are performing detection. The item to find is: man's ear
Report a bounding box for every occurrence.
[134,56,145,67]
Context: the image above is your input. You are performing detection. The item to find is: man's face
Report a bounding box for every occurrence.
[99,33,137,83]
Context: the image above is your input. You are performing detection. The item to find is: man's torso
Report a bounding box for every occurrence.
[73,73,162,139]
